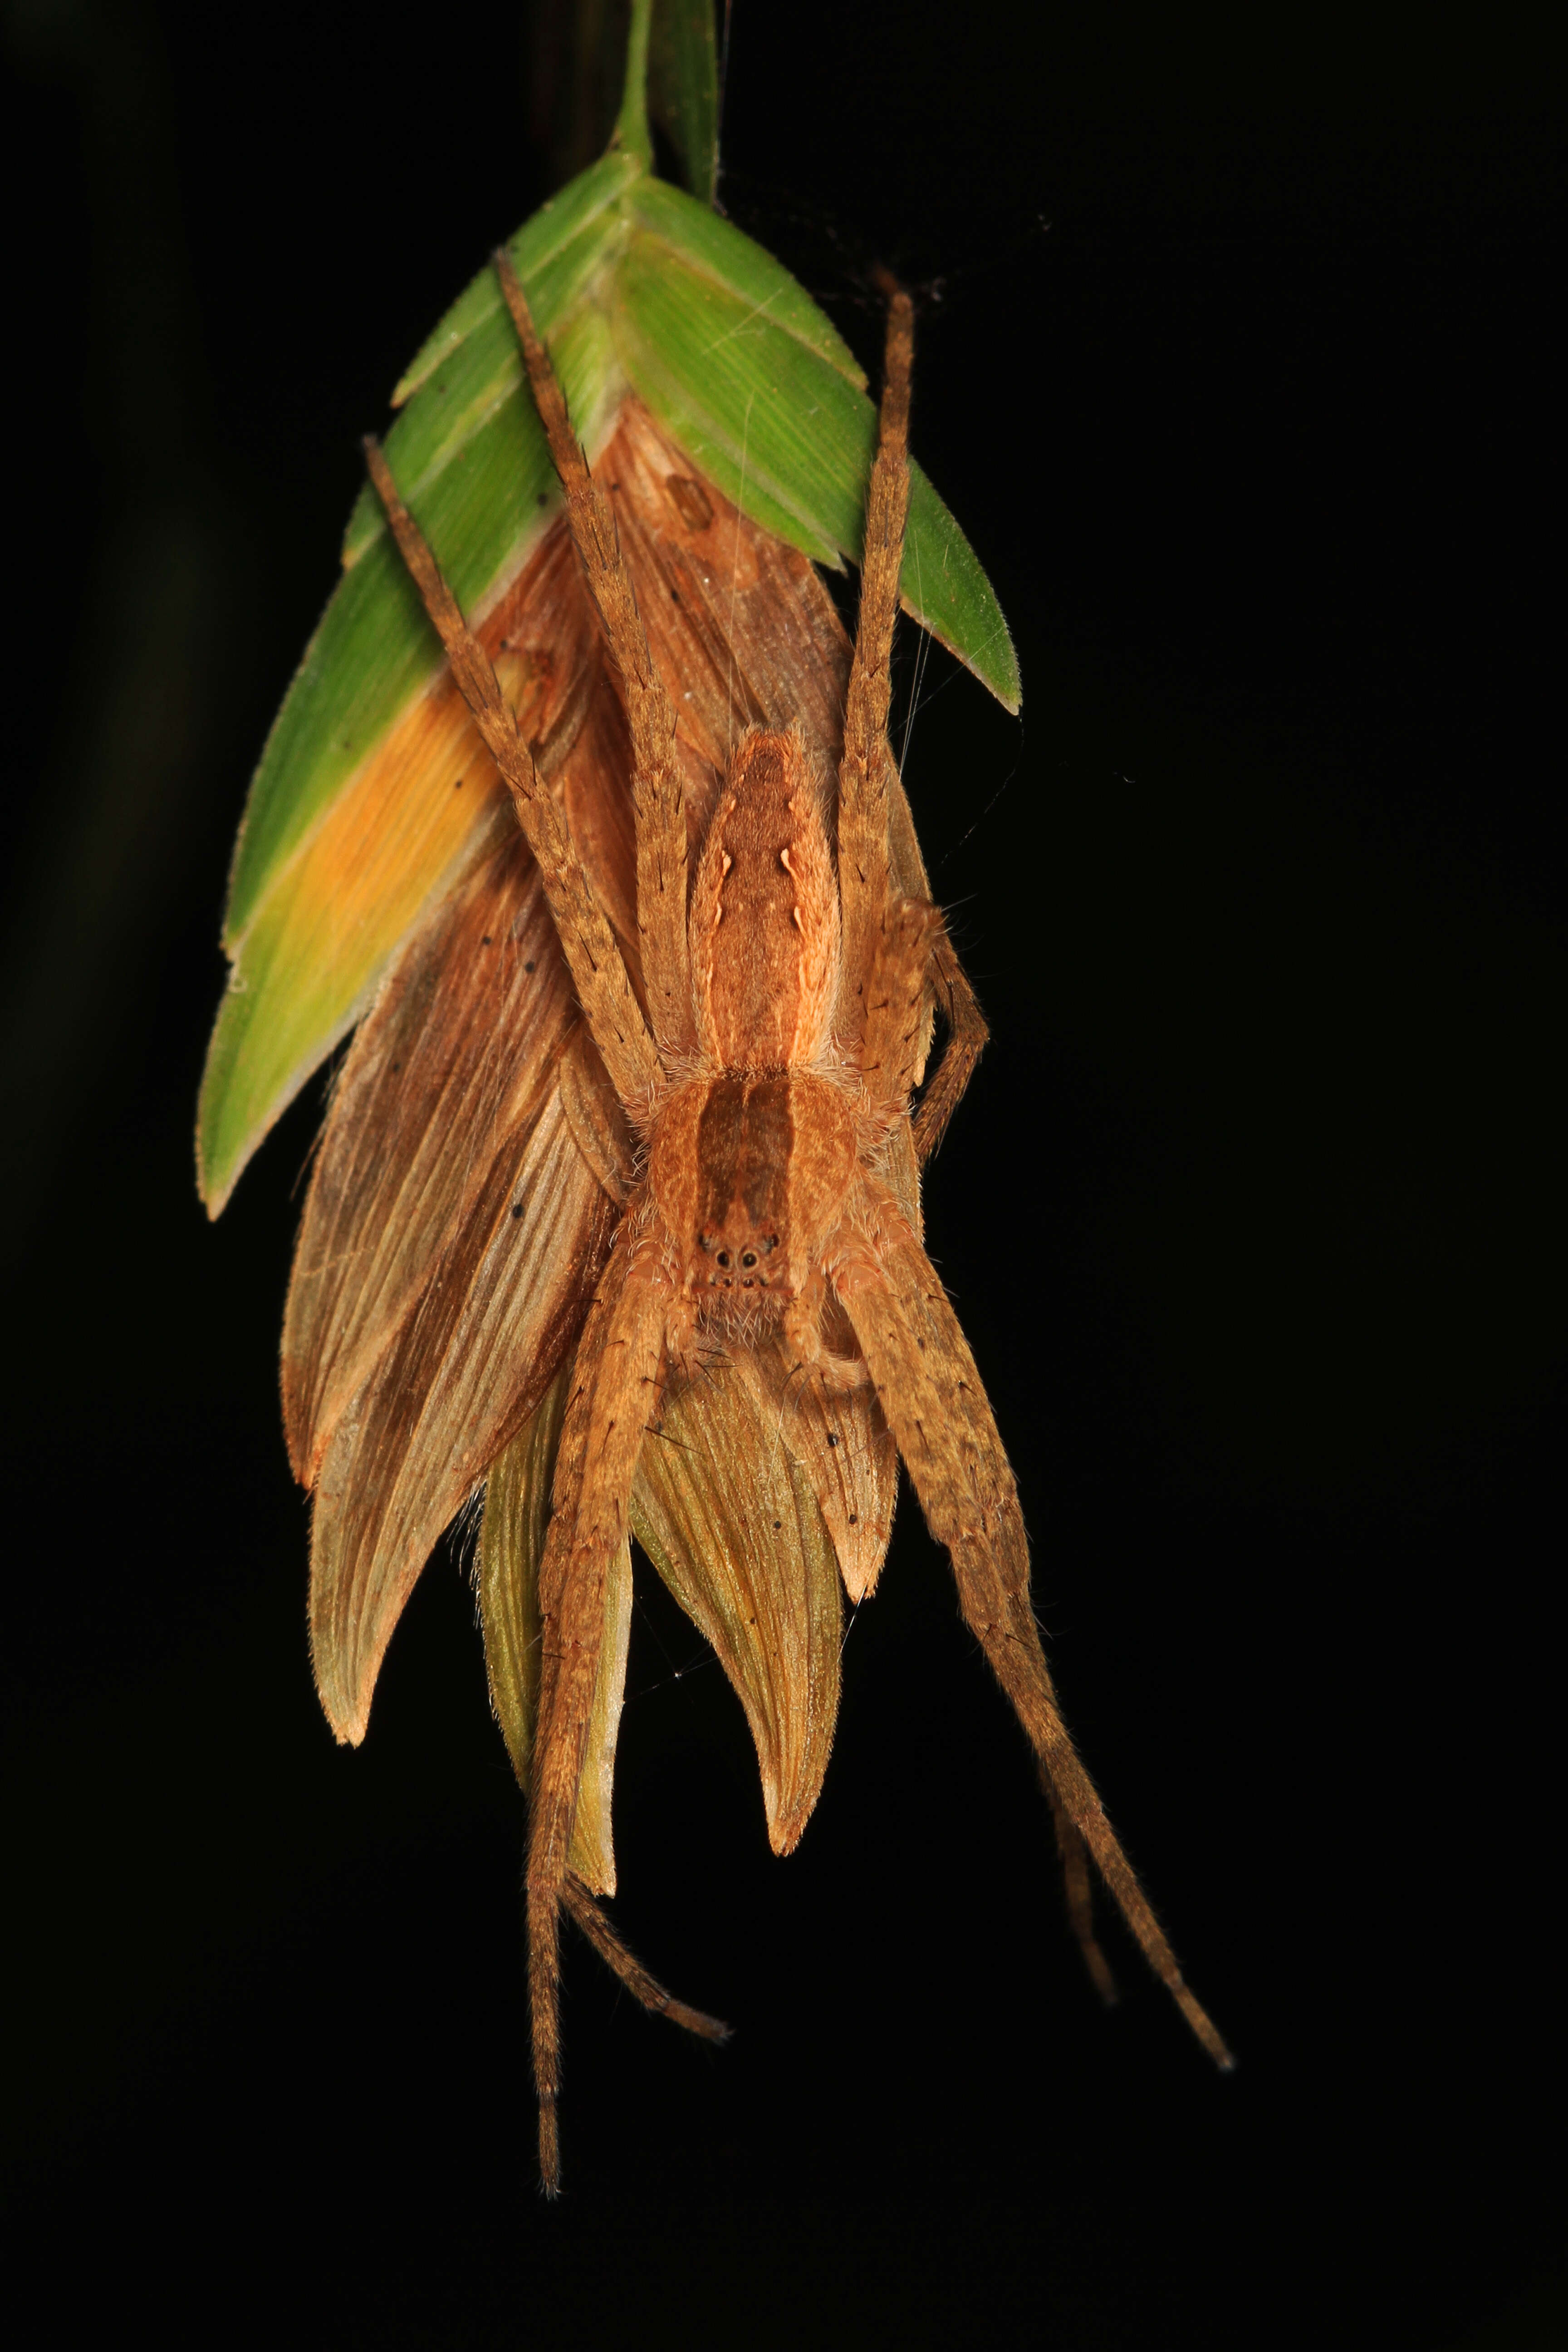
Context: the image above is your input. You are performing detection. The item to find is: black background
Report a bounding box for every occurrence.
[2,4,1562,2345]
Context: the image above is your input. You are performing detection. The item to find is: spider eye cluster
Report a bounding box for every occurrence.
[699,1231,779,1291]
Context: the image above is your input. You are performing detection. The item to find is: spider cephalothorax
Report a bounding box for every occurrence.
[363,255,1231,2193]
[645,719,879,1377]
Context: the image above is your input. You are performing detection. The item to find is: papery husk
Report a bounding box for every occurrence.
[309,1093,614,1744]
[749,1347,900,1608]
[279,531,629,1486]
[282,834,574,1485]
[631,1351,843,1855]
[477,1364,631,1896]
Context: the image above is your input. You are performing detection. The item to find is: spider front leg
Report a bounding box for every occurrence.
[494,249,693,1061]
[836,278,913,1050]
[835,290,989,1160]
[830,1175,1233,2070]
[527,1214,676,2193]
[363,439,660,1114]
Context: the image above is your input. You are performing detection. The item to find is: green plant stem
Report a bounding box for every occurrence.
[612,0,655,171]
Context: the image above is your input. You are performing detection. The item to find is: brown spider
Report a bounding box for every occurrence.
[364,255,1232,2194]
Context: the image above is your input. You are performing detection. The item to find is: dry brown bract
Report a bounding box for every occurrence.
[349,260,1231,2193]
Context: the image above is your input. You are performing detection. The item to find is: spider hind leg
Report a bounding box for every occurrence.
[1043,1765,1119,2008]
[564,1873,731,2042]
[527,1225,673,2193]
[831,1172,1234,2072]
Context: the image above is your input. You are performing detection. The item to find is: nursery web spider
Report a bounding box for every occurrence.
[364,257,1232,2194]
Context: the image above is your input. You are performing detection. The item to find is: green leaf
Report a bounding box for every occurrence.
[390,151,638,409]
[201,137,1019,1211]
[223,199,631,957]
[197,301,627,1217]
[612,199,1020,708]
[625,175,865,385]
[648,0,720,206]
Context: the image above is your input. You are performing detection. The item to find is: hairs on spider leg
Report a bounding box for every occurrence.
[725,388,756,758]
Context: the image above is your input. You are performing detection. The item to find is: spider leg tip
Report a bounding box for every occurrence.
[660,1993,733,2045]
[537,2102,562,2197]
[1190,2009,1237,2073]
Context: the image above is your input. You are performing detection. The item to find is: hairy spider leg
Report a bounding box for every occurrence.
[563,1872,731,2041]
[832,1171,1234,2070]
[859,893,944,1124]
[826,289,1127,1984]
[835,279,911,1052]
[363,439,660,1114]
[495,248,694,1062]
[528,1220,673,2191]
[363,438,727,2193]
[831,293,990,1166]
[519,1236,627,2190]
[1044,1766,1119,2008]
